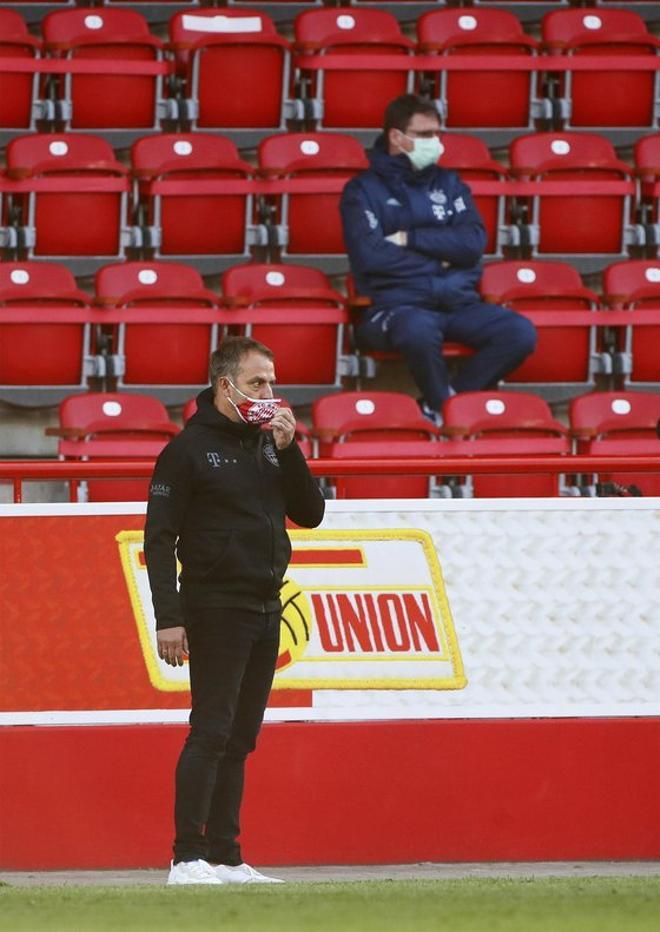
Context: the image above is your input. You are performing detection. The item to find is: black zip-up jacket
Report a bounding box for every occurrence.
[144,388,325,630]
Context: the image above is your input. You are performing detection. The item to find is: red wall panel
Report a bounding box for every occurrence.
[1,717,659,869]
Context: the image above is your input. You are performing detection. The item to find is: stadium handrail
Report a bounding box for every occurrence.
[2,455,659,503]
[0,58,174,76]
[0,305,349,324]
[0,178,638,198]
[2,55,658,77]
[292,54,660,73]
[1,307,659,327]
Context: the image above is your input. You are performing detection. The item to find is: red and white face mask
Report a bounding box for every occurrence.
[227,380,281,425]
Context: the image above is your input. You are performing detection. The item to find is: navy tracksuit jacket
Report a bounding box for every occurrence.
[340,136,536,407]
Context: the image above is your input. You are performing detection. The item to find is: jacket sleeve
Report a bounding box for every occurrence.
[407,177,487,267]
[143,439,193,630]
[341,179,442,280]
[277,441,325,528]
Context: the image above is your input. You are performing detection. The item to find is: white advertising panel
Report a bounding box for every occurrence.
[2,499,659,724]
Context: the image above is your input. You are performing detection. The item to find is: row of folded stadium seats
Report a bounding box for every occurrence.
[1,257,658,407]
[0,129,658,264]
[4,1,659,7]
[45,385,660,500]
[1,7,658,133]
[4,1,658,5]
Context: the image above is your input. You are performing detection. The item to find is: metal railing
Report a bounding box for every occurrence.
[1,455,659,504]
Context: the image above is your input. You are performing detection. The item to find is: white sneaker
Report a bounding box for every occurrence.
[212,862,284,884]
[167,859,225,885]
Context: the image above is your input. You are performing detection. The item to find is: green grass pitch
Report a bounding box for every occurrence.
[1,876,659,932]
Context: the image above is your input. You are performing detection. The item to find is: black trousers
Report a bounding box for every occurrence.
[173,605,280,865]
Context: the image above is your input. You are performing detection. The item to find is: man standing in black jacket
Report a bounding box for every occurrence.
[144,336,325,886]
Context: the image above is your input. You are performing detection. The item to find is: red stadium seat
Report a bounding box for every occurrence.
[169,8,292,130]
[312,390,440,498]
[0,261,94,405]
[293,8,414,129]
[602,260,660,388]
[0,9,41,130]
[634,134,660,230]
[221,262,348,398]
[313,389,439,450]
[438,133,508,257]
[507,132,636,258]
[257,132,368,260]
[54,391,179,501]
[42,8,168,131]
[95,261,220,398]
[416,9,541,130]
[440,390,571,497]
[131,133,256,261]
[5,133,131,261]
[479,260,606,393]
[542,8,659,129]
[182,396,197,422]
[325,439,446,499]
[569,390,660,496]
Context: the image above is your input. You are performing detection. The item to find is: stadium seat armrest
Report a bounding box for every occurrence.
[166,41,194,52]
[547,420,570,436]
[439,426,468,439]
[347,295,373,309]
[80,419,179,437]
[45,35,165,52]
[311,428,341,444]
[625,286,660,304]
[416,42,447,53]
[95,297,120,308]
[634,166,660,179]
[223,296,250,308]
[294,41,326,53]
[563,34,660,51]
[570,427,598,441]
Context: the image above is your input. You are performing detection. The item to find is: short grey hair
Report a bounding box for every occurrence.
[209,336,274,392]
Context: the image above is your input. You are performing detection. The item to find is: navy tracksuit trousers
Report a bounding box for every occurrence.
[357,301,537,410]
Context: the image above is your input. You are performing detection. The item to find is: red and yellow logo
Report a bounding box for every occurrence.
[117,528,465,692]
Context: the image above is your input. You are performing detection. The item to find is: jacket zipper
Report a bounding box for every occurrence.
[255,435,276,605]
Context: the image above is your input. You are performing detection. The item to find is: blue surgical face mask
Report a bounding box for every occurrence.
[402,135,445,171]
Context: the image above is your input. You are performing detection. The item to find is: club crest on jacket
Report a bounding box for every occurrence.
[262,437,279,467]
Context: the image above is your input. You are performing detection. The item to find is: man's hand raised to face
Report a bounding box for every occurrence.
[269,406,296,450]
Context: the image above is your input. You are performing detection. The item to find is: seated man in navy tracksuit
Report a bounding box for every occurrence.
[340,94,537,422]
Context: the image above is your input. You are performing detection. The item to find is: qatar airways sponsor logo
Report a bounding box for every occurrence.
[117,528,465,692]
